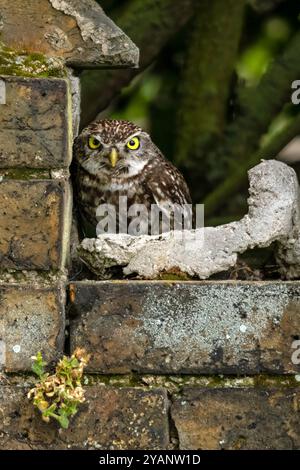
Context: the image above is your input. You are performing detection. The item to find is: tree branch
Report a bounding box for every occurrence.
[203,29,300,215]
[175,0,245,166]
[80,0,196,128]
[203,111,300,216]
[248,0,286,13]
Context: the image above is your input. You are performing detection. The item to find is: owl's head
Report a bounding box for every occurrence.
[74,119,156,177]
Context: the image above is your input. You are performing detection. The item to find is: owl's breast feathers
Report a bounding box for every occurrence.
[75,152,192,233]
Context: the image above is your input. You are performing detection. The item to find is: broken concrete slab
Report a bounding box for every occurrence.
[0,0,139,69]
[69,280,300,374]
[78,160,300,280]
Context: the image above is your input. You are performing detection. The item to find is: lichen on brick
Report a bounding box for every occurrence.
[69,281,300,374]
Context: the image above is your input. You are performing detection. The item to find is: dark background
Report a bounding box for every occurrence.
[80,0,300,226]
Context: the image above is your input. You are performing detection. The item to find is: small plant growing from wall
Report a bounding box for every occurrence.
[28,348,90,429]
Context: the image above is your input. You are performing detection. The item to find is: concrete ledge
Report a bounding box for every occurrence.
[79,160,300,280]
[69,280,300,374]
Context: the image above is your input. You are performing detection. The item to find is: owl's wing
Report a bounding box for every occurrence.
[144,156,192,207]
[143,156,193,232]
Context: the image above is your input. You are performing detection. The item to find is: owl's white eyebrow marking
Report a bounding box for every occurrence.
[89,133,103,142]
[126,132,141,142]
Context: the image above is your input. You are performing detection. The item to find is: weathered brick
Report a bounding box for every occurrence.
[171,388,300,450]
[0,0,139,69]
[0,76,71,168]
[0,385,169,450]
[69,281,300,374]
[0,284,65,371]
[0,179,71,270]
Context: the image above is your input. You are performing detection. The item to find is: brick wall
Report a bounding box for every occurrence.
[0,64,300,452]
[0,75,72,373]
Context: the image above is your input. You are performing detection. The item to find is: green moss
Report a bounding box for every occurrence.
[0,268,63,286]
[157,271,193,281]
[0,42,66,78]
[253,374,299,388]
[75,374,300,392]
[0,168,51,180]
[4,373,300,391]
[83,373,144,388]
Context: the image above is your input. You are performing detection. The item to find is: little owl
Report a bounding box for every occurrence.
[73,119,192,236]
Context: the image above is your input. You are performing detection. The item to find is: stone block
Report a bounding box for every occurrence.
[0,179,72,270]
[0,385,169,449]
[0,284,65,371]
[0,0,139,68]
[0,77,71,168]
[172,388,300,449]
[69,281,300,374]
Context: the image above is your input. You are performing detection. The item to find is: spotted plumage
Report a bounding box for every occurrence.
[73,119,192,236]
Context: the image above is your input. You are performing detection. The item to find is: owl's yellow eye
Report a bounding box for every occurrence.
[88,136,101,150]
[126,136,140,150]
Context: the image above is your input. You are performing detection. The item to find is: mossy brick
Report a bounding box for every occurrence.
[0,385,169,449]
[0,179,71,270]
[171,388,300,450]
[69,281,300,374]
[0,0,139,69]
[0,284,65,372]
[0,76,71,168]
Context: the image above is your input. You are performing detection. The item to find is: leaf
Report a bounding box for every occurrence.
[57,414,69,429]
[43,403,57,417]
[31,351,47,379]
[69,357,79,368]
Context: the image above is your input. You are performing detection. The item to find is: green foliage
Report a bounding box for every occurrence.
[237,16,292,85]
[110,72,161,129]
[31,351,47,380]
[28,348,90,429]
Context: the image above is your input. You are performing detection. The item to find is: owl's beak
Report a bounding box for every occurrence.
[109,148,119,168]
